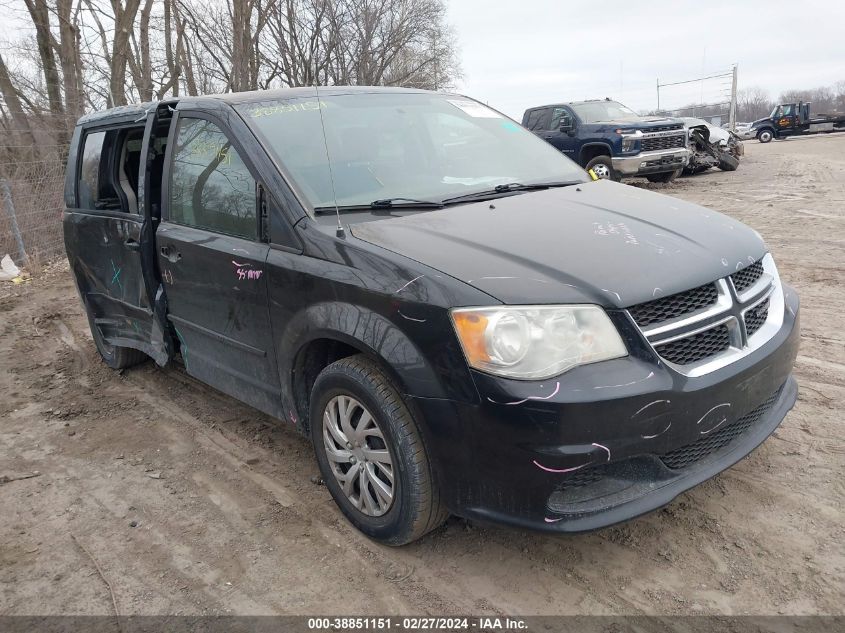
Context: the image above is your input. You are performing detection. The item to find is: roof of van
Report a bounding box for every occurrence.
[76,86,442,125]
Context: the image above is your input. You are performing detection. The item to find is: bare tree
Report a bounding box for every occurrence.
[0,52,39,156]
[56,0,85,123]
[737,86,773,121]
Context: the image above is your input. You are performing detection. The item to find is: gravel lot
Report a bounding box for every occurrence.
[1,134,843,616]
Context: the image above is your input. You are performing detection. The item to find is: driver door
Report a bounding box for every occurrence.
[776,104,797,134]
[541,107,577,156]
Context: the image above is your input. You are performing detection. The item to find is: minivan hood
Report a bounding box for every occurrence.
[351,180,766,308]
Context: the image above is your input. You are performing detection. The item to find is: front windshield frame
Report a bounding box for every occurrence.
[570,100,640,124]
[236,91,588,217]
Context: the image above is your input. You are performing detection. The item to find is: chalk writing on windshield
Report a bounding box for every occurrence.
[247,101,326,119]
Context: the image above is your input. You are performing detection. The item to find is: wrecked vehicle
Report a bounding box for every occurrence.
[63,88,799,545]
[681,117,744,175]
[522,98,689,182]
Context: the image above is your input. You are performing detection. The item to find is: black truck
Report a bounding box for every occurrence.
[750,101,845,143]
[63,87,799,545]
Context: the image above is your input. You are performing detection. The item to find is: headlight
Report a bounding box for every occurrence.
[450,305,627,379]
[621,138,638,152]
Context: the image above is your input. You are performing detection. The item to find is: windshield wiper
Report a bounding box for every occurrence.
[370,197,443,209]
[313,197,443,214]
[440,181,581,205]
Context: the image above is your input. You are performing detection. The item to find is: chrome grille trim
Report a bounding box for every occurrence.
[734,272,773,304]
[642,279,733,340]
[627,254,784,377]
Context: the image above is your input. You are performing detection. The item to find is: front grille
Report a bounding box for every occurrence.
[642,134,686,152]
[731,260,764,293]
[629,283,718,327]
[554,465,608,490]
[659,386,783,470]
[745,298,770,337]
[654,325,731,365]
[645,124,684,133]
[627,256,778,373]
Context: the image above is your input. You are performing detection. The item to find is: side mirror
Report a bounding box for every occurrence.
[559,118,574,132]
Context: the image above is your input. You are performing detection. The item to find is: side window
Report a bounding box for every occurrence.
[78,126,145,213]
[169,117,256,238]
[78,131,120,211]
[549,107,572,130]
[524,109,550,132]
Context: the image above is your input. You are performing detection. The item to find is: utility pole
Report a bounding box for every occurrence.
[729,64,738,132]
[656,78,660,113]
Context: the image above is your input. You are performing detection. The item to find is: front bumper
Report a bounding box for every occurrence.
[612,148,689,176]
[412,285,800,533]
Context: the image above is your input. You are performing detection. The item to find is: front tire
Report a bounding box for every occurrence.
[585,155,620,181]
[757,129,774,143]
[310,355,447,545]
[717,152,740,171]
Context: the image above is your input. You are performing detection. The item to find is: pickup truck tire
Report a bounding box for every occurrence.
[585,156,620,182]
[757,129,774,143]
[310,354,447,545]
[717,152,740,171]
[85,309,147,369]
[646,169,681,183]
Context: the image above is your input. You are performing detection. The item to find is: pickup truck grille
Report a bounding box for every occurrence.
[626,255,782,374]
[645,124,684,133]
[641,134,686,152]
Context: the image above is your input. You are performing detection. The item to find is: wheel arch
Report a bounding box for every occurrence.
[278,302,449,434]
[579,142,613,166]
[757,126,776,141]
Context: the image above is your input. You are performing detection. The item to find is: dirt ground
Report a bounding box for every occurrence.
[1,134,844,617]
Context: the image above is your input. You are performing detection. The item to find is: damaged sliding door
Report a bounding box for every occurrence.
[64,110,171,366]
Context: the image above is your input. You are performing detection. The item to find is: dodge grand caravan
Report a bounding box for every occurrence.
[63,87,800,545]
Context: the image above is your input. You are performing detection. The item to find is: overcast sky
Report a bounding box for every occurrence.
[447,0,845,119]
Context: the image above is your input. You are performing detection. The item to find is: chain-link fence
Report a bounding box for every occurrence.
[0,137,69,273]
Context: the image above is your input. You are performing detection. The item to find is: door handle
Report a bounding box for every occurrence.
[124,238,141,251]
[160,245,182,262]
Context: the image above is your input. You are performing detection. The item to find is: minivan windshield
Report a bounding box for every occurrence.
[570,100,640,123]
[237,92,587,211]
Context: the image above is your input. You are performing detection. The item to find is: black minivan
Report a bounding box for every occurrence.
[63,87,800,545]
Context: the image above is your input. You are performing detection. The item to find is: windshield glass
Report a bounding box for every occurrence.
[237,92,586,210]
[570,100,640,123]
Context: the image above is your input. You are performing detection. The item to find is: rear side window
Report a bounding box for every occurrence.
[523,109,547,131]
[77,127,145,213]
[78,131,119,210]
[169,117,256,238]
